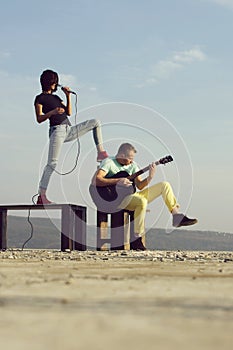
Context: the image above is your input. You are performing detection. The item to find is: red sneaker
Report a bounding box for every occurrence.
[37,195,53,205]
[97,150,109,162]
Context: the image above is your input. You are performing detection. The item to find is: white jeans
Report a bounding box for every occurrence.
[39,119,102,191]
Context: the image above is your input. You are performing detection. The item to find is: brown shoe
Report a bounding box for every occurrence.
[131,237,146,251]
[173,214,198,227]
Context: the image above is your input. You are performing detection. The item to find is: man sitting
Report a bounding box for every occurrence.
[90,143,197,250]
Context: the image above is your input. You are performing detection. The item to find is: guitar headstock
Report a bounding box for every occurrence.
[159,155,173,165]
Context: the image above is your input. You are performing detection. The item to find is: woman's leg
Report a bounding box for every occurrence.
[38,125,67,194]
[65,119,103,151]
[65,119,108,161]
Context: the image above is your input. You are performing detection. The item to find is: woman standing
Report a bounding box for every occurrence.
[34,69,108,204]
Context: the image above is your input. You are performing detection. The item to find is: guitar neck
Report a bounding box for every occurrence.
[128,160,160,181]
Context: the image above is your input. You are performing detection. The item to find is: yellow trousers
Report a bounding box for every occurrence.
[119,181,178,235]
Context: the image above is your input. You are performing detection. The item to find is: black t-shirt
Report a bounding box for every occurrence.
[34,93,71,127]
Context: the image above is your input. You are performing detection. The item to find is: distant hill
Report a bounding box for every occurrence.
[7,215,61,250]
[5,215,233,251]
[146,228,233,251]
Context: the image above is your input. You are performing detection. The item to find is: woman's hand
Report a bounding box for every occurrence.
[53,107,65,115]
[35,104,65,123]
[61,86,72,96]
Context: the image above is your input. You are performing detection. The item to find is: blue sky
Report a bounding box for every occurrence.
[1,0,233,234]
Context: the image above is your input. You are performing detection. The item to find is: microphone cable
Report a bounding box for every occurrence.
[21,208,34,250]
[21,194,38,250]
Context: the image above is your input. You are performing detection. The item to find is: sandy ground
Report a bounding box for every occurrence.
[0,249,233,350]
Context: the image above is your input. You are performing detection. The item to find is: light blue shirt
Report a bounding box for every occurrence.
[99,156,139,178]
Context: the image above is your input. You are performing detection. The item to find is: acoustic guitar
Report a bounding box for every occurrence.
[89,155,173,211]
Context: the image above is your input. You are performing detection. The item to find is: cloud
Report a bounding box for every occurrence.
[59,73,77,87]
[152,60,183,79]
[153,47,206,79]
[137,46,207,87]
[173,48,206,63]
[89,86,97,92]
[0,50,11,62]
[207,0,233,9]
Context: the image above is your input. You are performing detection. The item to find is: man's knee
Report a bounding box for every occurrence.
[91,118,101,128]
[137,196,148,209]
[161,181,172,191]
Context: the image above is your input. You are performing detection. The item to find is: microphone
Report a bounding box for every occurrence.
[57,84,77,95]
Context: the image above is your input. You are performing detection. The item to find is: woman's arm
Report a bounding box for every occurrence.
[35,103,65,124]
[61,87,72,116]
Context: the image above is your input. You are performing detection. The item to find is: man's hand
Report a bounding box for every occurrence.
[117,178,133,187]
[148,162,156,180]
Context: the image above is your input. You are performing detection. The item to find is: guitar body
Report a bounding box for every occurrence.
[89,171,135,212]
[98,171,136,201]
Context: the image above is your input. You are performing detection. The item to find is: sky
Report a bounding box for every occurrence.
[0,0,233,234]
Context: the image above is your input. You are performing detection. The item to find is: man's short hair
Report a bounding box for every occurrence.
[117,143,137,155]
